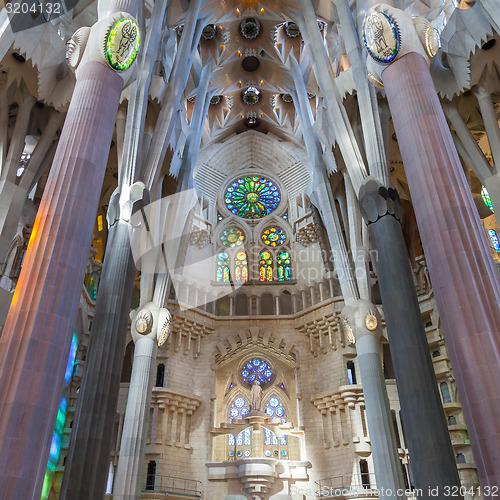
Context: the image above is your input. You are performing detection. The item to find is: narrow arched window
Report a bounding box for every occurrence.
[146,461,156,490]
[359,460,370,488]
[277,250,292,281]
[216,252,230,282]
[234,251,248,283]
[440,382,452,403]
[260,251,273,281]
[456,453,466,464]
[156,364,165,387]
[347,361,357,385]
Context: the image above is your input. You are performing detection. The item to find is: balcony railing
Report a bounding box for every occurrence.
[143,474,203,498]
[316,473,377,497]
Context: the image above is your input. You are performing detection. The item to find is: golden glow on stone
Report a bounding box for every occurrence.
[365,314,378,331]
[424,25,440,58]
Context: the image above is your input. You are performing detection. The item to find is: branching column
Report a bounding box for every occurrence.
[113,304,171,500]
[0,2,137,493]
[359,179,460,496]
[367,4,500,493]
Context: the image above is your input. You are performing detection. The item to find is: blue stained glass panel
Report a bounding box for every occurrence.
[241,358,273,386]
[488,229,500,252]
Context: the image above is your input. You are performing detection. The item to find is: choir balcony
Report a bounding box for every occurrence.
[141,474,203,499]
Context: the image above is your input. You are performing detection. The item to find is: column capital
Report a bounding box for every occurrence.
[107,181,150,227]
[340,299,383,343]
[358,176,402,225]
[362,5,440,83]
[130,301,172,346]
[67,12,141,87]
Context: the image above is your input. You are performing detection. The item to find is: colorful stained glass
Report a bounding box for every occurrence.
[242,87,261,105]
[225,176,281,219]
[482,187,494,213]
[262,227,286,247]
[217,252,230,283]
[228,397,250,423]
[260,251,273,282]
[488,230,500,252]
[221,227,245,247]
[235,251,248,283]
[277,251,291,281]
[265,396,286,423]
[241,358,273,386]
[265,428,279,445]
[235,427,251,446]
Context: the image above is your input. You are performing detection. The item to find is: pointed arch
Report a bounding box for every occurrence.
[260,250,273,281]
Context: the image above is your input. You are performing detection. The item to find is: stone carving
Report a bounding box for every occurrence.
[250,380,263,411]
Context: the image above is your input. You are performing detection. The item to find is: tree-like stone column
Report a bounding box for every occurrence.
[341,300,407,499]
[364,5,500,492]
[0,3,140,498]
[113,303,172,500]
[384,55,500,493]
[359,178,460,496]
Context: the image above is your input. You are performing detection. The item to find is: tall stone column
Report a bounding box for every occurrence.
[113,303,172,500]
[60,183,148,500]
[0,2,144,492]
[359,179,460,496]
[363,6,500,492]
[289,54,407,494]
[341,300,407,500]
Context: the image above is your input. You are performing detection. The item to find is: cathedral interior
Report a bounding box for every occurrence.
[0,0,499,499]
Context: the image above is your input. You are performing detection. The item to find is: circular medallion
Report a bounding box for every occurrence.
[424,25,440,58]
[201,24,216,40]
[105,18,140,71]
[363,12,399,64]
[262,227,286,247]
[240,18,260,39]
[365,314,378,331]
[221,227,245,247]
[341,317,356,344]
[136,317,148,333]
[157,316,172,347]
[210,95,221,105]
[285,22,300,38]
[281,94,293,103]
[225,176,281,219]
[242,87,261,105]
[135,309,152,335]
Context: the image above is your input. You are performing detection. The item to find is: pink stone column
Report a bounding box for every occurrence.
[0,60,123,499]
[383,52,500,493]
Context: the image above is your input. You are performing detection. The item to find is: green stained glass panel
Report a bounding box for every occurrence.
[225,176,281,219]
